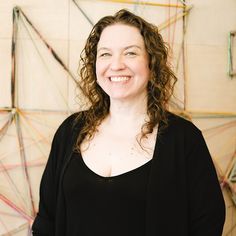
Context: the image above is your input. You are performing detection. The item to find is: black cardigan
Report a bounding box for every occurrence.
[32,112,225,235]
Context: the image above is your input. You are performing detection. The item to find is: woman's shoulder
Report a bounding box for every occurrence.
[56,111,86,134]
[162,112,208,158]
[166,111,201,133]
[51,111,86,145]
[163,111,203,143]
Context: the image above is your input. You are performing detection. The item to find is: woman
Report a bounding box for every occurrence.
[32,9,225,236]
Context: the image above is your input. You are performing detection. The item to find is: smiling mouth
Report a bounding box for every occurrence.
[109,76,130,82]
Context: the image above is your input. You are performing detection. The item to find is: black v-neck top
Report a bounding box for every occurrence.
[63,152,152,236]
[32,112,225,236]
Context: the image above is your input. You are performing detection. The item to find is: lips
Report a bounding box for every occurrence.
[109,76,130,82]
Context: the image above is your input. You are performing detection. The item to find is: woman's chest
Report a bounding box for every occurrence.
[80,128,157,177]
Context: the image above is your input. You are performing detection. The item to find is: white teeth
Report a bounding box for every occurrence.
[110,76,129,82]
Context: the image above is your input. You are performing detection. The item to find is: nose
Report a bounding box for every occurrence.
[110,55,125,71]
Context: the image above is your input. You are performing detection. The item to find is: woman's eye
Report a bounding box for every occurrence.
[99,53,111,57]
[126,51,137,56]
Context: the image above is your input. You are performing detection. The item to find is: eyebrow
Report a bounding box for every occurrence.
[124,45,142,50]
[97,45,142,52]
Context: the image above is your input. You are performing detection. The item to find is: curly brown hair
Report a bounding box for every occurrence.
[75,9,177,151]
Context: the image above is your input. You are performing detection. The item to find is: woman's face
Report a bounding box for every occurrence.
[95,23,150,102]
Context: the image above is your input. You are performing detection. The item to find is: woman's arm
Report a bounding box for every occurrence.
[187,131,225,236]
[31,128,60,235]
[31,113,79,235]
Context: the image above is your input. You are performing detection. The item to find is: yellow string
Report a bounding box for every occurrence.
[95,0,185,8]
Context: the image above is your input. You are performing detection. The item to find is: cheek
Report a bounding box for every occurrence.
[133,57,150,74]
[142,59,151,76]
[95,62,109,86]
[95,60,107,77]
[95,60,99,76]
[134,62,150,78]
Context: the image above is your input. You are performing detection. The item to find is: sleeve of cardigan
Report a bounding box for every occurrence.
[31,128,60,236]
[187,131,225,236]
[31,112,78,236]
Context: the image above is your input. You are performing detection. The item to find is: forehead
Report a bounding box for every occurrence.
[97,24,145,49]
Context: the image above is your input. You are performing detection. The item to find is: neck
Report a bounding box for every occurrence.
[108,94,148,126]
